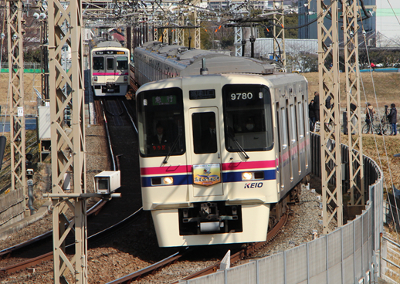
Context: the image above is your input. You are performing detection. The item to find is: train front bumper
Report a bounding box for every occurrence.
[151,203,270,247]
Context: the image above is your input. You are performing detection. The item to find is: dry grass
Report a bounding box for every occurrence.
[361,135,400,188]
[303,72,400,108]
[0,73,41,116]
[302,72,400,190]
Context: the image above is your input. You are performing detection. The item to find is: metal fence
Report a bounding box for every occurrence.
[244,38,318,58]
[180,133,384,284]
[0,62,42,72]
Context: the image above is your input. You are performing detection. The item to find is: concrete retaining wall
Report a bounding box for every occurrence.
[0,188,25,227]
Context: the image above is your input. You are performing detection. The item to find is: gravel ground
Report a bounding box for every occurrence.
[0,132,325,284]
[127,180,325,283]
[0,115,344,284]
[0,125,109,252]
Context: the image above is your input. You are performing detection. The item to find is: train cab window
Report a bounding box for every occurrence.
[137,87,185,157]
[192,112,217,154]
[107,58,114,70]
[223,84,273,151]
[116,56,128,70]
[93,57,104,70]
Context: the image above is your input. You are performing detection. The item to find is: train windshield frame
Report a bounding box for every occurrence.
[222,84,273,152]
[137,87,185,157]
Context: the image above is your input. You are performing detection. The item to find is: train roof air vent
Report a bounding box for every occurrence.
[178,47,188,53]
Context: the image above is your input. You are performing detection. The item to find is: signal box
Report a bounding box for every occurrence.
[94,171,121,194]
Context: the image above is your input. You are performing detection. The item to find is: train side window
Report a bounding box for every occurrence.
[298,102,304,138]
[192,112,217,154]
[290,105,296,144]
[107,58,114,70]
[276,103,280,149]
[281,108,288,149]
[116,56,128,70]
[93,57,104,70]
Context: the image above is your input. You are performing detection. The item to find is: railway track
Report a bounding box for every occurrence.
[0,97,145,281]
[0,94,323,283]
[0,208,144,276]
[108,212,289,284]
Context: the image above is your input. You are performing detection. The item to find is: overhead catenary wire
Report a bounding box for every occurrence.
[386,0,400,27]
[358,11,400,241]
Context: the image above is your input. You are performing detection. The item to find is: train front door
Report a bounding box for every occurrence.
[189,107,223,197]
[106,56,116,88]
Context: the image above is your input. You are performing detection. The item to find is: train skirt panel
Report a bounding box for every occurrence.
[152,204,270,247]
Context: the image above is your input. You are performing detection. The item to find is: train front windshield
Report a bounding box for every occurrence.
[137,88,185,157]
[116,56,128,70]
[93,57,104,70]
[223,84,273,151]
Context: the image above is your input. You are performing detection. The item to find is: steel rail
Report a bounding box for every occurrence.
[106,212,288,284]
[0,99,119,267]
[107,250,186,284]
[0,207,144,275]
[175,212,289,282]
[121,101,138,135]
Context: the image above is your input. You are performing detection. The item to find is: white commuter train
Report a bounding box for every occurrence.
[134,42,311,247]
[91,41,130,97]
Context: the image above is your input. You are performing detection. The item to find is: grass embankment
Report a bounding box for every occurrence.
[303,72,400,187]
[304,72,400,109]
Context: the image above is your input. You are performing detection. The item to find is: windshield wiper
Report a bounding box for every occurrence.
[163,133,182,164]
[227,129,249,160]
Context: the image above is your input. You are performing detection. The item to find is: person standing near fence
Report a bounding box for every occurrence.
[309,99,316,131]
[313,92,320,122]
[388,103,397,136]
[365,103,375,134]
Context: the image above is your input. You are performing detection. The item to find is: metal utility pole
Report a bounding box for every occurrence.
[7,0,27,212]
[343,1,364,209]
[126,26,132,51]
[40,16,49,102]
[163,28,168,44]
[194,7,200,49]
[177,14,184,45]
[47,0,88,282]
[273,0,286,69]
[234,27,243,57]
[317,0,342,234]
[153,26,158,42]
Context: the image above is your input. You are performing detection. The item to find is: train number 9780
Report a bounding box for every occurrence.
[230,92,254,100]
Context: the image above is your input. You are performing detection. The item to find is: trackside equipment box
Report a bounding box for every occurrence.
[95,171,121,194]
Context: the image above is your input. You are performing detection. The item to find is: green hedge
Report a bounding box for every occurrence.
[0,69,42,73]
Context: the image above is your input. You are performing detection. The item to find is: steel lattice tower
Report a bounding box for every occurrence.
[343,0,364,209]
[7,0,26,213]
[47,0,87,282]
[317,0,343,234]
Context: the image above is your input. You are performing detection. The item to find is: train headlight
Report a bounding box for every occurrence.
[93,76,98,82]
[163,177,174,185]
[242,172,253,180]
